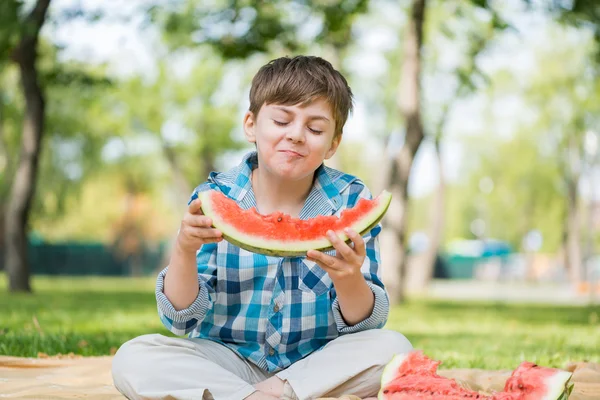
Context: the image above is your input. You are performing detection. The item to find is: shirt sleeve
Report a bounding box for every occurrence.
[155,181,219,336]
[331,184,390,334]
[156,242,218,336]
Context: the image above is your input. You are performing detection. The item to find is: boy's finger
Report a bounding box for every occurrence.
[326,230,355,261]
[307,250,340,270]
[188,198,204,215]
[185,214,213,228]
[189,227,222,239]
[344,228,366,258]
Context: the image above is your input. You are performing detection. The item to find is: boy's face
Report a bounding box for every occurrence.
[243,97,341,181]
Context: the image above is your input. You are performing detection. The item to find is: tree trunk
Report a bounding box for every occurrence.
[0,93,7,258]
[380,0,427,304]
[408,136,445,290]
[586,165,597,303]
[561,130,584,285]
[566,173,583,284]
[0,92,9,179]
[4,0,51,292]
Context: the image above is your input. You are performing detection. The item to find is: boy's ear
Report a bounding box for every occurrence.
[325,134,341,160]
[243,111,256,143]
[325,135,342,160]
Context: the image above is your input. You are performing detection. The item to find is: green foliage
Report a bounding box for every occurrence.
[460,135,566,251]
[1,40,246,244]
[545,0,600,61]
[1,274,598,369]
[407,17,600,253]
[0,0,22,63]
[119,50,246,189]
[22,42,144,242]
[149,0,370,58]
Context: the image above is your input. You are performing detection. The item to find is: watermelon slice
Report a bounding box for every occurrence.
[378,351,574,400]
[198,189,392,257]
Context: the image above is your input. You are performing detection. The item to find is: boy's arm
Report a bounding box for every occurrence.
[306,182,389,334]
[156,182,221,336]
[329,227,388,333]
[308,226,389,334]
[156,242,218,336]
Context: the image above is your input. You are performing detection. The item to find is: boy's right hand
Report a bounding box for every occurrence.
[176,198,223,254]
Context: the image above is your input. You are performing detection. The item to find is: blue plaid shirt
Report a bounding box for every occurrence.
[156,151,389,372]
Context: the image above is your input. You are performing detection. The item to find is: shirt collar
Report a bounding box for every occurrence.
[209,151,351,219]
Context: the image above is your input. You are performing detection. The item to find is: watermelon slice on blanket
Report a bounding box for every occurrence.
[378,351,574,400]
[198,189,392,257]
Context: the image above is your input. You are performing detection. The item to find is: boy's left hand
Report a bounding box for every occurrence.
[306,228,365,283]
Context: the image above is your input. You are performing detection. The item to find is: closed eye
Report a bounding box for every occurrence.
[309,128,323,134]
[273,120,288,126]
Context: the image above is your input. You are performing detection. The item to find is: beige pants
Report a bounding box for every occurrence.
[112,329,412,400]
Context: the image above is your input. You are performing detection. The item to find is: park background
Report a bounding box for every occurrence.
[1,0,599,370]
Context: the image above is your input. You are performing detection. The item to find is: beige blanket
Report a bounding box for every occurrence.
[1,355,599,399]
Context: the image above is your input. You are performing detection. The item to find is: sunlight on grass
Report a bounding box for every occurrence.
[1,274,599,369]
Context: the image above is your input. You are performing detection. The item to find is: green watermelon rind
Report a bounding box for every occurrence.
[380,353,409,388]
[378,353,409,400]
[200,190,392,258]
[542,371,573,400]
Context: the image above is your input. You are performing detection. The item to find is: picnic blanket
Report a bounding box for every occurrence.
[1,355,599,399]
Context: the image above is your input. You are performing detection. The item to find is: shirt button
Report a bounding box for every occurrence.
[269,348,275,356]
[273,304,280,313]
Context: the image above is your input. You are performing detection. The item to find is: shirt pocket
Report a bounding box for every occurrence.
[298,257,333,297]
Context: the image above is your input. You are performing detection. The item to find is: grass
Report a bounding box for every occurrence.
[1,274,599,370]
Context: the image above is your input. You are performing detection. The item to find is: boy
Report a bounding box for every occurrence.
[112,55,412,400]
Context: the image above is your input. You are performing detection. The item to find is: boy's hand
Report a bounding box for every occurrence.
[306,228,365,284]
[176,198,223,254]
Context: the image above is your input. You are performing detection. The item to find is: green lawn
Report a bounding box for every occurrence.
[1,274,599,370]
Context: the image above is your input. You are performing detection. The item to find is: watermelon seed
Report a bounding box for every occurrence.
[277,217,282,222]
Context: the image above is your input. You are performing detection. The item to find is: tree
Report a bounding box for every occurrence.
[535,0,600,284]
[449,21,600,285]
[3,0,51,292]
[523,28,599,284]
[378,0,427,304]
[377,0,511,301]
[407,1,500,290]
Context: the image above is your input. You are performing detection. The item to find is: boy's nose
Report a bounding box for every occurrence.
[285,124,305,143]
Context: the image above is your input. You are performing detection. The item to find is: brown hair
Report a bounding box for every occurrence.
[249,56,354,138]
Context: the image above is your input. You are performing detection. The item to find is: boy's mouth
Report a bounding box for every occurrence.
[279,150,304,157]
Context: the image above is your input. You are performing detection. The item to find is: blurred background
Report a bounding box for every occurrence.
[0,0,599,305]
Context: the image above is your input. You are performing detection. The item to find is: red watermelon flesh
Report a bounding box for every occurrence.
[497,362,574,399]
[379,351,573,400]
[379,351,489,399]
[199,189,392,257]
